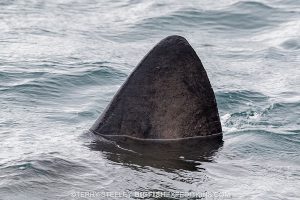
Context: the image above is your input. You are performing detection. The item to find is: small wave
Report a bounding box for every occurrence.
[130,0,288,35]
[0,155,93,198]
[280,38,300,50]
[223,129,300,165]
[0,63,128,99]
[252,20,300,51]
[0,156,88,185]
[216,90,269,111]
[232,1,274,11]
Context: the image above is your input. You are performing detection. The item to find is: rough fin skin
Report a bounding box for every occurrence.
[91,35,222,140]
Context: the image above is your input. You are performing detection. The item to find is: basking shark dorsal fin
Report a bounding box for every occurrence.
[90,35,222,140]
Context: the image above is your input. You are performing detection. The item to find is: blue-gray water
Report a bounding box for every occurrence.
[1,0,300,199]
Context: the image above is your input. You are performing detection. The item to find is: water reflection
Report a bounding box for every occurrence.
[88,134,223,171]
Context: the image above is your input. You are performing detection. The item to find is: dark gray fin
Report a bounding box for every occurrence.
[90,35,222,139]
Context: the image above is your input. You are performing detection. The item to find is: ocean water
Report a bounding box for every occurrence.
[0,0,299,199]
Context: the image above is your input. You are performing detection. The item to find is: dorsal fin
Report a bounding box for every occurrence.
[91,35,222,139]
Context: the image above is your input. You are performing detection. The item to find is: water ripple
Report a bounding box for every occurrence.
[0,0,299,199]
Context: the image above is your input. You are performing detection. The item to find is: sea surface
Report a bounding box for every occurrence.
[0,0,299,199]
